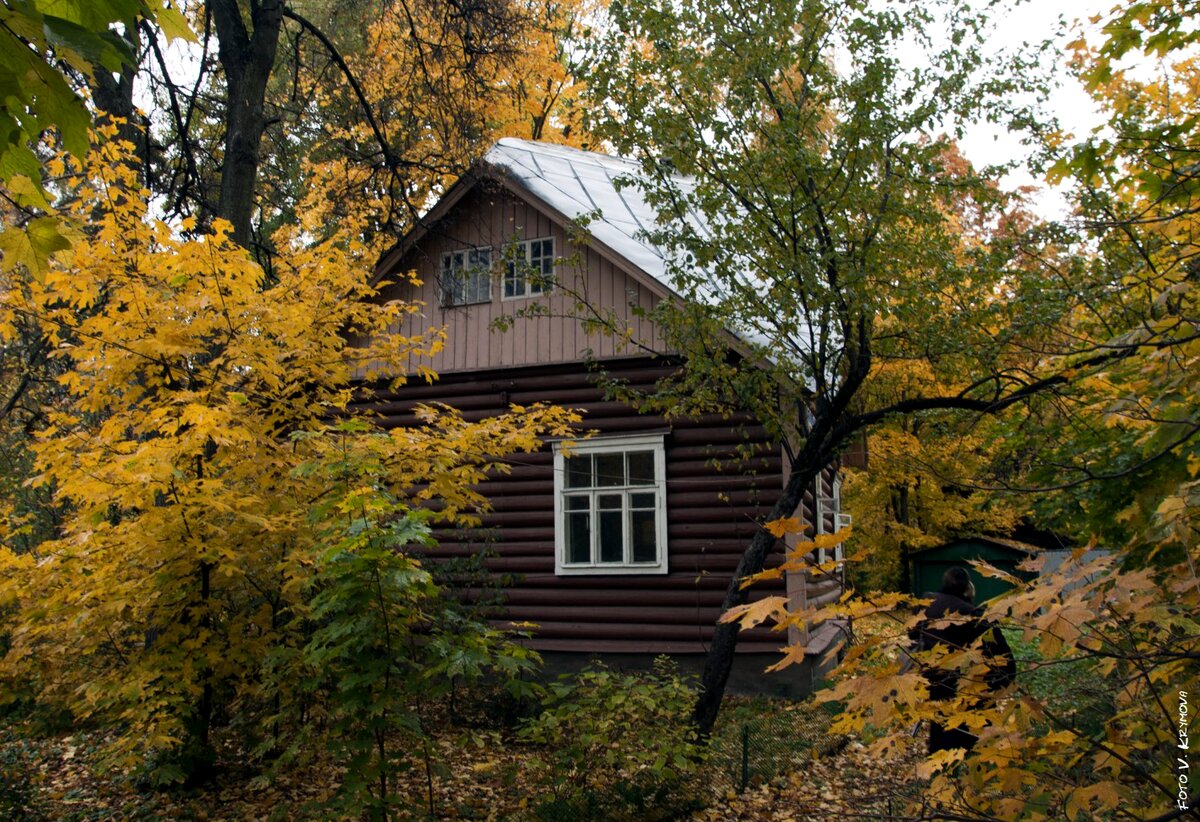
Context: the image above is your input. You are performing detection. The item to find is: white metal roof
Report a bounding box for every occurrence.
[483,138,681,296]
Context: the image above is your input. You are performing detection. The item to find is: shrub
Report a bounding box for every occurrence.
[518,658,706,820]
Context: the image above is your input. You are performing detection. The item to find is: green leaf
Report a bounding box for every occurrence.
[33,0,138,30]
[0,216,72,278]
[152,2,196,43]
[42,16,134,75]
[0,138,43,184]
[6,174,50,210]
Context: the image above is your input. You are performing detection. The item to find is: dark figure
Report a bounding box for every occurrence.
[910,567,1016,755]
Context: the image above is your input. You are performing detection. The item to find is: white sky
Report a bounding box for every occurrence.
[954,0,1115,217]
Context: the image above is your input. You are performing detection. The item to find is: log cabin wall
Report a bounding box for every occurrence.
[352,356,815,655]
[368,183,666,377]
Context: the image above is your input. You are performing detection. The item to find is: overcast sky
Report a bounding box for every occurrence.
[954,0,1115,216]
[153,0,1124,219]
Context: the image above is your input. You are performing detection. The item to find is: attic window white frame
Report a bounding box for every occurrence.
[502,236,555,300]
[440,246,492,307]
[552,434,668,575]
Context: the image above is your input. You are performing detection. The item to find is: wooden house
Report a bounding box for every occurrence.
[354,139,850,694]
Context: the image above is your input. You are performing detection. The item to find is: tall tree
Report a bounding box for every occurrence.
[0,135,578,785]
[210,0,286,247]
[1,0,592,786]
[140,0,589,256]
[721,1,1199,816]
[582,0,1106,735]
[1013,0,1200,556]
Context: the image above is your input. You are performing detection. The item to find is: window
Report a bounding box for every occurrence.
[814,474,845,566]
[503,237,555,299]
[553,434,667,574]
[440,246,492,306]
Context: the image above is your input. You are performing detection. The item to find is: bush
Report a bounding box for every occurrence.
[1004,628,1115,741]
[517,658,706,821]
[0,739,42,821]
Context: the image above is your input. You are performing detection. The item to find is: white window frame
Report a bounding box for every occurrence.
[814,474,846,566]
[501,237,555,300]
[440,246,492,307]
[552,433,668,575]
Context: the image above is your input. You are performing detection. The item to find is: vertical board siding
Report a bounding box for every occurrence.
[371,185,665,378]
[353,358,792,654]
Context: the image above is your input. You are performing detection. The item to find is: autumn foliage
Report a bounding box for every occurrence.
[718,2,1200,817]
[0,132,578,793]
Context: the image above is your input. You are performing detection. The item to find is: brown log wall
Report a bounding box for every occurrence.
[352,357,805,654]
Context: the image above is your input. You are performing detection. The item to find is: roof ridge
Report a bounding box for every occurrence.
[491,137,644,172]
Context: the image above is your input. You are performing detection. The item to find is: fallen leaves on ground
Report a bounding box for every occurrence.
[2,697,929,820]
[693,737,925,820]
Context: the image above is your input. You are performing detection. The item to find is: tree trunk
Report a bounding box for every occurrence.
[692,458,821,737]
[211,0,285,249]
[92,47,142,159]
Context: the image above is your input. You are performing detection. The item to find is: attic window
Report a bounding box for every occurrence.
[440,247,492,306]
[503,237,555,299]
[552,434,668,575]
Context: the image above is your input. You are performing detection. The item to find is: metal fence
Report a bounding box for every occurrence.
[705,699,844,794]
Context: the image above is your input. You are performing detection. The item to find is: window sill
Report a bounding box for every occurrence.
[500,290,554,302]
[555,564,669,576]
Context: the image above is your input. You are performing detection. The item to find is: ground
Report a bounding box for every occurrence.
[0,615,944,819]
[1,694,928,821]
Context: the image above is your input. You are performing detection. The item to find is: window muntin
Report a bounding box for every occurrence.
[440,246,492,306]
[554,435,667,574]
[502,237,555,299]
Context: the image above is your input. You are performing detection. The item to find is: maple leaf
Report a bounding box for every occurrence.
[764,516,803,538]
[719,596,791,630]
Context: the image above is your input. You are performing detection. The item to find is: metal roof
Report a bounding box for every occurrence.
[483,138,680,295]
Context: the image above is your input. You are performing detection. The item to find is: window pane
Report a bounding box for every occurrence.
[631,510,656,563]
[627,451,655,485]
[440,264,454,304]
[504,262,522,298]
[565,495,588,511]
[565,455,591,489]
[597,493,622,510]
[464,270,480,303]
[531,239,553,293]
[630,492,656,509]
[595,453,624,487]
[442,249,493,305]
[566,512,590,564]
[599,510,623,562]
